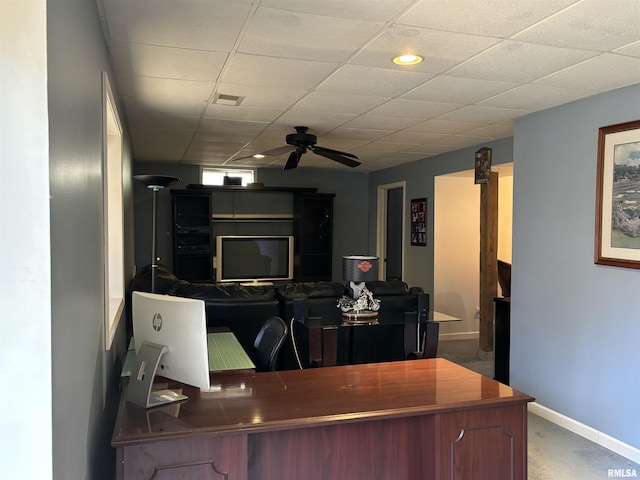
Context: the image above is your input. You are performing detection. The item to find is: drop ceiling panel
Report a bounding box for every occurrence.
[102,0,253,50]
[378,130,447,144]
[215,82,309,109]
[129,127,194,161]
[512,0,640,51]
[398,0,580,37]
[448,41,598,83]
[342,115,423,131]
[366,99,461,119]
[406,142,452,154]
[184,141,249,159]
[357,141,414,155]
[193,130,258,145]
[293,92,389,114]
[204,104,286,123]
[108,40,228,81]
[223,54,339,88]
[350,25,500,73]
[318,64,435,96]
[238,7,384,62]
[274,111,356,131]
[533,53,640,92]
[97,0,640,171]
[437,105,529,124]
[118,75,214,105]
[467,123,515,139]
[401,75,519,104]
[198,118,269,136]
[124,100,201,130]
[479,83,598,110]
[431,134,494,150]
[123,96,205,122]
[614,41,640,58]
[324,127,393,142]
[407,119,486,135]
[258,0,416,22]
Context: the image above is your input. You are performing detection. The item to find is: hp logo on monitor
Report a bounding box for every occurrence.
[152,313,163,332]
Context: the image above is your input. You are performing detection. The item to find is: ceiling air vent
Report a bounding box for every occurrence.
[212,93,244,106]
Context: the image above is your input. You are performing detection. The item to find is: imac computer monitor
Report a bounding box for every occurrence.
[132,291,211,391]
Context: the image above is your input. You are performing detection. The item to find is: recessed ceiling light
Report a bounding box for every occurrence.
[392,54,423,66]
[253,154,265,159]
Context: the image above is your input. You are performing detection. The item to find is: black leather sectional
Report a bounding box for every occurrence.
[128,265,429,370]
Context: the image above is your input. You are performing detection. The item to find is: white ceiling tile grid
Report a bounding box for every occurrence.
[97,0,640,172]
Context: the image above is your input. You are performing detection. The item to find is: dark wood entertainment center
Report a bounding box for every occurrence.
[171,185,335,283]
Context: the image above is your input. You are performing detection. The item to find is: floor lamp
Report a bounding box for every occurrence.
[133,175,179,293]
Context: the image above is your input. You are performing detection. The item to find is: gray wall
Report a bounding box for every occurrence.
[133,164,370,282]
[368,137,514,292]
[48,0,134,478]
[511,83,640,450]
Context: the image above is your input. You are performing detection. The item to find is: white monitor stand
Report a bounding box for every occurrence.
[126,341,188,408]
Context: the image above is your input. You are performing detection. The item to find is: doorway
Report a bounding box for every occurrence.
[376,182,405,281]
[433,165,513,339]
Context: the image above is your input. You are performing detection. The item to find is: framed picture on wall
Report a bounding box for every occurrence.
[595,119,640,269]
[474,147,492,184]
[411,198,427,246]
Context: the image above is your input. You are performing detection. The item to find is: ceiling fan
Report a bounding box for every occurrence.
[239,126,361,170]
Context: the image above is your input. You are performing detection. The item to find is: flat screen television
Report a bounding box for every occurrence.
[216,235,294,284]
[131,291,211,392]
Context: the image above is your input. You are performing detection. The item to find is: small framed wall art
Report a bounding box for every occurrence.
[595,119,640,269]
[411,198,427,246]
[474,147,492,184]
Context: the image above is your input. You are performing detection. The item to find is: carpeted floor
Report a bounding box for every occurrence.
[438,338,639,479]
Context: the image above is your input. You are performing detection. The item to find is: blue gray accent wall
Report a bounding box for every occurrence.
[511,83,640,450]
[368,137,514,293]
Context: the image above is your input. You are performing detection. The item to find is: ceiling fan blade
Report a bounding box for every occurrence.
[283,149,304,170]
[312,145,359,160]
[310,145,361,168]
[261,145,296,156]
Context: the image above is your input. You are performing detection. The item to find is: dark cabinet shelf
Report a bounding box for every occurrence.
[172,191,213,282]
[171,188,334,283]
[294,193,334,282]
[494,297,510,385]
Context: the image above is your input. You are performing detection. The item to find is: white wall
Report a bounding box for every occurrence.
[0,2,52,478]
[434,172,480,334]
[434,166,513,338]
[511,83,640,451]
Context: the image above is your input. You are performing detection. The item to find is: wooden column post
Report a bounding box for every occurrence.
[479,171,498,352]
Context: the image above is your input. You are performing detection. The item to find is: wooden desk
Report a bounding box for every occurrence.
[112,358,533,480]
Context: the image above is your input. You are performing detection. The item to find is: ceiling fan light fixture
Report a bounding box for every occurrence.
[392,54,423,66]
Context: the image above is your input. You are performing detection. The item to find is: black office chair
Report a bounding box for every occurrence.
[253,316,289,372]
[406,322,440,360]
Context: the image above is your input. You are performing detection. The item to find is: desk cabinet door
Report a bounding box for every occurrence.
[436,404,528,480]
[117,434,247,480]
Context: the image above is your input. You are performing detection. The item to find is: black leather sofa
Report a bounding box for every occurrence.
[128,265,430,369]
[128,265,280,354]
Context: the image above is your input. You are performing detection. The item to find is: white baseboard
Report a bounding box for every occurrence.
[439,331,479,341]
[528,402,640,464]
